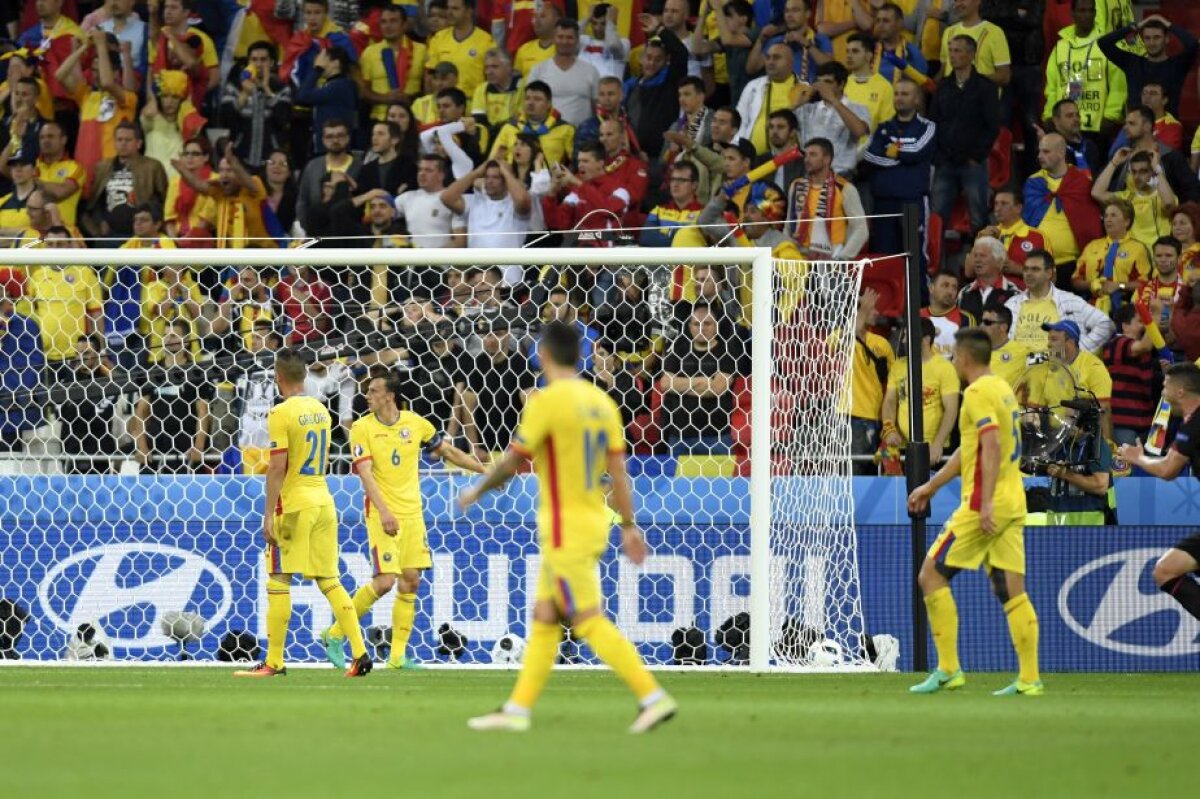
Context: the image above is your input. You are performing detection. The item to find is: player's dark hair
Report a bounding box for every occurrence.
[954,327,992,366]
[372,370,405,409]
[540,320,581,369]
[816,61,849,85]
[275,347,308,384]
[1166,362,1200,396]
[1153,235,1182,255]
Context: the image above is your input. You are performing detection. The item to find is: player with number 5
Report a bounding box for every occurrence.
[906,328,1043,697]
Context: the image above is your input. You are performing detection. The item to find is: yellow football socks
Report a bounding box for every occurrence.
[391,592,417,659]
[265,577,291,669]
[1004,593,1040,683]
[326,583,381,640]
[317,577,367,659]
[925,586,961,674]
[507,621,562,712]
[574,615,660,703]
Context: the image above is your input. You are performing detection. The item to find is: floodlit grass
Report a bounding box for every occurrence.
[0,668,1187,798]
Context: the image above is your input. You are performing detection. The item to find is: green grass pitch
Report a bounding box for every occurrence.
[0,668,1188,798]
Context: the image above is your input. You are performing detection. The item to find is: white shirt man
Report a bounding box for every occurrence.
[526,20,600,127]
[441,159,533,285]
[578,5,629,80]
[394,154,466,248]
[304,354,356,432]
[795,64,871,176]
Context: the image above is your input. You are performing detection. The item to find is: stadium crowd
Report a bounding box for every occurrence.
[0,0,1197,482]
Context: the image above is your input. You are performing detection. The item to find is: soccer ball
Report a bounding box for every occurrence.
[490,633,526,664]
[63,623,111,661]
[160,611,205,645]
[807,639,843,668]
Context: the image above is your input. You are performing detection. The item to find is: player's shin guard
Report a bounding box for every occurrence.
[317,577,367,659]
[924,586,960,675]
[1004,593,1040,683]
[574,615,661,705]
[327,583,381,639]
[391,592,417,658]
[1160,576,1200,621]
[507,621,562,713]
[265,578,291,670]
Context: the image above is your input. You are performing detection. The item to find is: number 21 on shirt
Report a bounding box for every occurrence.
[299,429,329,475]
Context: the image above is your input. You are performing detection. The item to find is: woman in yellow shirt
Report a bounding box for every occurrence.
[1073,198,1150,313]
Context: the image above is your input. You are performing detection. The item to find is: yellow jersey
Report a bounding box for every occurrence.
[350,410,443,518]
[845,72,895,131]
[359,38,427,121]
[510,378,626,551]
[268,395,335,514]
[1011,293,1058,352]
[514,38,554,80]
[35,156,86,226]
[959,374,1025,517]
[843,330,895,420]
[1030,173,1080,264]
[940,20,1011,80]
[888,354,960,442]
[990,339,1030,389]
[1075,234,1150,312]
[426,26,496,96]
[24,266,103,362]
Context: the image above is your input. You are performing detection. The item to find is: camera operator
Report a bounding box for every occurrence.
[1039,431,1117,526]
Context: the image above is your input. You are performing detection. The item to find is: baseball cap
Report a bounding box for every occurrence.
[1041,320,1081,342]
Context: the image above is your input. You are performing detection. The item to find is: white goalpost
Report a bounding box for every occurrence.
[0,245,865,672]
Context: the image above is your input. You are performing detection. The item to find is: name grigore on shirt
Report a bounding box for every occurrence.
[297,413,331,426]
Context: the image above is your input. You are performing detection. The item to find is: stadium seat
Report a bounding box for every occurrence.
[675,454,738,478]
[859,255,906,319]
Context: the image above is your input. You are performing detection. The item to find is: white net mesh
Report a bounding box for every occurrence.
[0,250,863,669]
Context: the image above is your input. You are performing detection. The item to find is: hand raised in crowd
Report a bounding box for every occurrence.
[639,12,661,35]
[1112,146,1132,165]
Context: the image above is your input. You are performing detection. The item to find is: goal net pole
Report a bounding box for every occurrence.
[749,248,773,672]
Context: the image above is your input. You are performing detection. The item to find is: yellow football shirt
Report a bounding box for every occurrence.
[360,38,427,121]
[888,354,960,441]
[1068,349,1112,401]
[350,411,442,518]
[1012,294,1058,352]
[1117,189,1170,253]
[35,156,86,225]
[990,339,1030,388]
[940,20,1011,79]
[426,26,496,96]
[268,395,336,514]
[843,331,896,420]
[1075,234,1149,292]
[1031,173,1080,264]
[471,82,520,130]
[749,76,798,154]
[514,38,554,80]
[959,374,1025,517]
[510,378,626,551]
[845,72,895,130]
[24,266,103,362]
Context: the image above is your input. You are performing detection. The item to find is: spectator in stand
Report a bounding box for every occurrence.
[988,0,1044,155]
[147,0,219,108]
[213,265,276,354]
[472,49,521,140]
[0,52,55,127]
[10,189,72,245]
[938,0,1011,85]
[672,105,740,202]
[24,228,104,381]
[58,333,117,475]
[426,0,451,39]
[815,0,872,63]
[141,70,204,180]
[881,317,960,464]
[526,287,599,375]
[844,288,894,475]
[81,121,168,245]
[33,123,83,227]
[18,0,83,105]
[1137,236,1186,340]
[0,78,46,164]
[670,263,739,343]
[426,0,495,96]
[356,121,407,196]
[91,0,146,79]
[1005,247,1114,353]
[576,75,633,155]
[746,0,831,82]
[394,154,466,248]
[871,3,930,86]
[132,318,212,474]
[921,271,974,360]
[412,62,460,126]
[705,0,756,102]
[1024,133,1102,288]
[0,296,46,460]
[624,16,688,163]
[784,137,869,260]
[862,77,936,258]
[1172,203,1200,280]
[177,143,278,248]
[441,159,533,269]
[579,3,630,80]
[409,318,470,432]
[1171,275,1200,362]
[140,262,203,363]
[1043,319,1113,440]
[0,154,41,238]
[277,266,333,345]
[358,6,425,122]
[222,40,292,169]
[736,42,804,156]
[545,141,634,239]
[1105,302,1164,446]
[225,318,280,475]
[304,347,356,435]
[293,119,362,234]
[844,33,894,132]
[419,89,486,178]
[659,302,738,456]
[598,117,649,208]
[794,63,870,177]
[929,35,1002,237]
[163,135,211,242]
[489,80,575,167]
[592,267,661,367]
[122,203,175,249]
[1101,106,1199,204]
[527,19,599,128]
[752,110,803,188]
[1073,197,1150,314]
[981,305,1029,388]
[514,2,559,79]
[278,0,356,162]
[1098,13,1197,118]
[1106,82,1184,155]
[978,189,1050,283]
[957,236,1020,322]
[1043,0,1125,147]
[660,77,713,193]
[659,0,710,82]
[296,47,359,157]
[55,30,138,180]
[641,161,704,247]
[460,317,534,461]
[1093,149,1176,253]
[1048,99,1101,174]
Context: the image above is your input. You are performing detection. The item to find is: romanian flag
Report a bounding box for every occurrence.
[1021,166,1103,246]
[279,20,357,86]
[17,16,82,101]
[234,0,297,59]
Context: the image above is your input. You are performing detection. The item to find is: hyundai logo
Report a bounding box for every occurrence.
[38,544,232,650]
[1058,548,1200,657]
